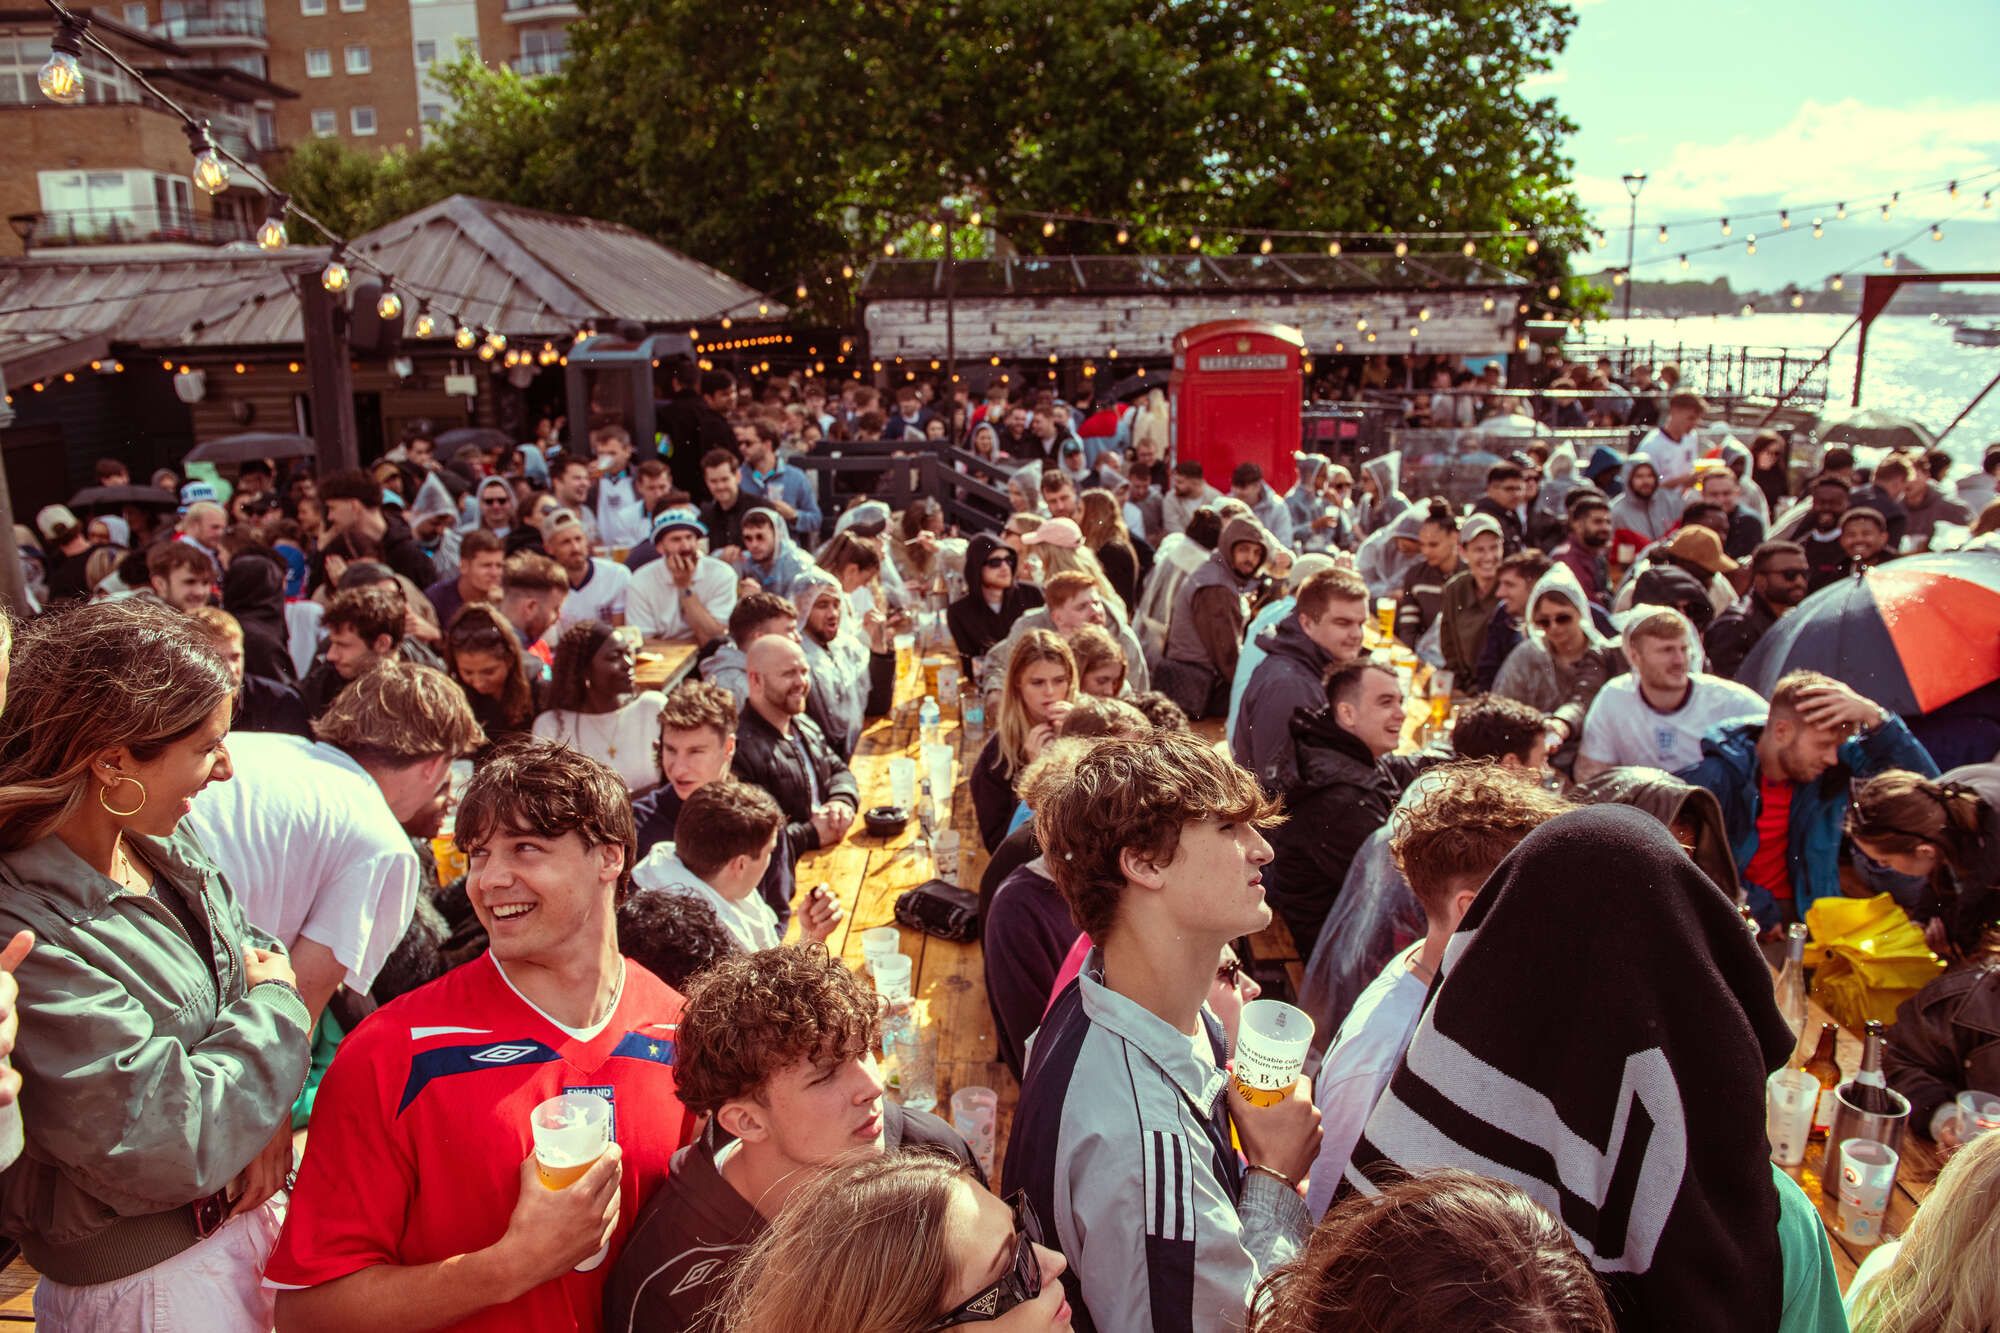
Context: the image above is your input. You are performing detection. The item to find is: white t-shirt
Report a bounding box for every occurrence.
[1636,427,1700,487]
[1305,944,1429,1219]
[532,691,666,792]
[1578,673,1767,774]
[183,733,419,993]
[594,472,651,548]
[558,558,632,632]
[623,554,739,643]
[628,846,779,951]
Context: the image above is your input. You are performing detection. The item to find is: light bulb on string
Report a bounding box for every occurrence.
[1836,202,1847,220]
[1188,233,1202,251]
[1524,237,1539,255]
[453,323,476,350]
[1740,303,1754,317]
[255,214,286,250]
[1656,225,1668,243]
[38,14,86,103]
[375,288,401,320]
[1393,240,1408,258]
[413,308,434,338]
[1481,295,1495,312]
[186,121,230,195]
[477,340,497,362]
[320,250,349,293]
[1546,283,1561,299]
[929,221,943,238]
[968,210,982,226]
[840,264,854,280]
[1882,251,1895,269]
[1930,224,1943,241]
[1041,220,1055,238]
[757,302,769,315]
[486,331,507,353]
[795,283,808,300]
[1830,275,1845,291]
[1779,210,1790,229]
[1790,292,1805,308]
[1950,180,1960,199]
[1115,226,1128,245]
[882,241,895,256]
[1880,201,1891,218]
[1259,236,1272,254]
[1811,218,1823,238]
[1409,327,1419,338]
[1612,270,1626,286]
[1746,235,1757,255]
[1983,191,1993,209]
[1418,306,1431,321]
[1326,240,1341,257]
[1461,240,1476,257]
[1355,316,1368,331]
[1679,254,1689,270]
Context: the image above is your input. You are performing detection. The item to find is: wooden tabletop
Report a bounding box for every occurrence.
[633,638,698,692]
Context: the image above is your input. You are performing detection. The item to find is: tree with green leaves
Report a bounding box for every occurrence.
[280,1,1596,316]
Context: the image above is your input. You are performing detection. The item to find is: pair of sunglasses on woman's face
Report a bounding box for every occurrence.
[922,1193,1048,1329]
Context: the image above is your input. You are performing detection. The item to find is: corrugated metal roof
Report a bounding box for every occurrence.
[0,195,780,383]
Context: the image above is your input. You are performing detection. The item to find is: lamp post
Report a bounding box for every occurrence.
[1620,172,1648,321]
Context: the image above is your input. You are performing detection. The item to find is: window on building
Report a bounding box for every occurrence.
[414,38,436,63]
[337,0,363,11]
[420,102,444,124]
[254,107,277,148]
[311,107,336,136]
[122,4,148,26]
[305,47,330,77]
[344,44,370,74]
[300,0,324,12]
[350,105,376,135]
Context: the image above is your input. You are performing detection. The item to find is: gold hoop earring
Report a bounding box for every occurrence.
[99,776,147,819]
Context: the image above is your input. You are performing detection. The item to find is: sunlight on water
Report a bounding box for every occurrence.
[1582,313,2000,464]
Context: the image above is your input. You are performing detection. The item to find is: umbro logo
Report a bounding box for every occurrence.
[470,1043,540,1064]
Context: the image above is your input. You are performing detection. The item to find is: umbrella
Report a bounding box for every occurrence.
[1105,374,1154,405]
[1814,407,1937,453]
[436,427,515,454]
[1736,549,2000,714]
[68,484,179,510]
[183,432,317,464]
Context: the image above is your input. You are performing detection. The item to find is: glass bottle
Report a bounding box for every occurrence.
[1842,1020,1901,1116]
[1804,1022,1842,1138]
[1774,922,1809,1045]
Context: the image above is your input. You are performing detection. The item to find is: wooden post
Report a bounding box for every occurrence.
[296,269,359,473]
[0,379,26,616]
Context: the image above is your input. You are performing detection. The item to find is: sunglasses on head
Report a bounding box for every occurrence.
[921,1192,1046,1329]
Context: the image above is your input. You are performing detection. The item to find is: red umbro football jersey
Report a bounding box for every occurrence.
[266,954,694,1332]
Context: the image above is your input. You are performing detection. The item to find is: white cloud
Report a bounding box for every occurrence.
[1574,96,2000,236]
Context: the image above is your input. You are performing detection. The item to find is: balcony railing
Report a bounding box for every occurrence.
[154,11,269,41]
[9,207,254,253]
[508,49,569,74]
[502,0,578,15]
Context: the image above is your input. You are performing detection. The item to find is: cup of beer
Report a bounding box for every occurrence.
[1835,1139,1899,1245]
[1375,596,1397,642]
[861,927,902,976]
[531,1091,614,1269]
[1231,999,1314,1108]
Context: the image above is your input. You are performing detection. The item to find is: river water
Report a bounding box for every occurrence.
[1582,313,2000,467]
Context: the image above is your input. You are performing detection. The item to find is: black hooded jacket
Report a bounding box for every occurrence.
[947,534,1044,672]
[222,551,297,683]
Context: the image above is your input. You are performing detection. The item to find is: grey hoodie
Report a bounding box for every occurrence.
[1166,516,1272,674]
[1357,452,1410,536]
[1607,456,1684,542]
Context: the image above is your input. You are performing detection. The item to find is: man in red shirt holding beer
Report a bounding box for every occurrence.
[267,738,695,1331]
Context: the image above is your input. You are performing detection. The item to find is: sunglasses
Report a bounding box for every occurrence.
[984,555,1013,569]
[1765,567,1809,581]
[922,1192,1046,1329]
[1216,957,1242,988]
[482,496,511,507]
[1532,612,1577,629]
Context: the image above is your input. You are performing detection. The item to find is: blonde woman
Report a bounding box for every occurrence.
[1846,1128,2000,1331]
[1022,518,1126,623]
[720,1151,1072,1332]
[969,629,1074,852]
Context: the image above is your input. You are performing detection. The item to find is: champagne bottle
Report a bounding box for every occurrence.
[1843,1019,1902,1116]
[1774,923,1809,1045]
[1804,1022,1841,1138]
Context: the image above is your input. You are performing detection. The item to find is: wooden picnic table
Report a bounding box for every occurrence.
[633,638,698,692]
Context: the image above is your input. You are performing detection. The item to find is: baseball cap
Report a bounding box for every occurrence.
[35,504,79,543]
[179,480,218,511]
[1458,513,1505,548]
[651,506,706,543]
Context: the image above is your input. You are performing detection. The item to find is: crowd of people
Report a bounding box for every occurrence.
[0,361,1996,1333]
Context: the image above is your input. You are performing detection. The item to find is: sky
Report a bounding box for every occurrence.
[1542,0,2000,293]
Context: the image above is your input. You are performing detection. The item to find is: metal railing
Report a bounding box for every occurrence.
[153,11,268,40]
[10,207,254,252]
[502,0,577,13]
[508,49,569,74]
[785,444,1011,535]
[1565,341,1831,406]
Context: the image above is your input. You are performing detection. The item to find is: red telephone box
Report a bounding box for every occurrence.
[1169,320,1306,495]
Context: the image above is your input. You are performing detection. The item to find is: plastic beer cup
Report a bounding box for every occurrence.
[1765,1067,1817,1167]
[1375,597,1396,641]
[951,1086,999,1180]
[1835,1139,1898,1245]
[530,1091,614,1270]
[1956,1090,2000,1142]
[1231,1000,1314,1108]
[860,927,902,976]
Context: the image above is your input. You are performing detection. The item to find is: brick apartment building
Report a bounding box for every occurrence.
[265,0,577,150]
[0,7,290,255]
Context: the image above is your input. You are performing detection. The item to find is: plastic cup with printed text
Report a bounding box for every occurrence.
[1956,1090,2000,1142]
[1835,1139,1898,1246]
[861,927,902,976]
[530,1091,614,1270]
[951,1086,999,1180]
[1231,1000,1314,1108]
[1765,1067,1817,1167]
